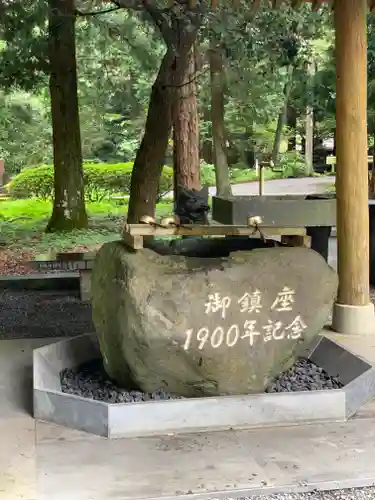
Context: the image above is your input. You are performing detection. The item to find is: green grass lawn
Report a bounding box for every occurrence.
[0,198,173,253]
[0,168,283,254]
[0,164,319,255]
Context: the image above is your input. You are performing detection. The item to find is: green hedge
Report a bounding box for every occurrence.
[7,165,55,200]
[7,162,174,202]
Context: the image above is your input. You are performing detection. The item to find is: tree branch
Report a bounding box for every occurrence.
[109,0,146,11]
[107,0,204,52]
[75,6,122,17]
[142,3,177,48]
[163,66,209,88]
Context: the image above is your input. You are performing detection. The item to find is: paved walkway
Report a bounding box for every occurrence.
[214,176,335,197]
[2,327,375,500]
[167,176,335,198]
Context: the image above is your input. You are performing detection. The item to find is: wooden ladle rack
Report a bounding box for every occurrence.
[121,215,308,250]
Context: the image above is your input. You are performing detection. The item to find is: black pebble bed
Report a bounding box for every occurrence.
[60,358,343,404]
[266,358,342,393]
[60,359,184,403]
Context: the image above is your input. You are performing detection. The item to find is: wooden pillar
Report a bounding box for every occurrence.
[335,0,369,305]
[332,0,374,333]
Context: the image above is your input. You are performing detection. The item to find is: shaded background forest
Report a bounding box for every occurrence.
[1,1,375,232]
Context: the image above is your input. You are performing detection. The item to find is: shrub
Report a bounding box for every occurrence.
[84,162,134,202]
[278,151,306,178]
[6,165,54,199]
[7,163,173,202]
[200,162,216,186]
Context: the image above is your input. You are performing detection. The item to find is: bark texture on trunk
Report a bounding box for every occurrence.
[305,61,315,176]
[271,67,294,167]
[210,42,231,197]
[287,106,297,151]
[127,52,175,223]
[172,45,200,199]
[271,107,287,166]
[305,104,314,176]
[47,0,88,232]
[127,46,195,223]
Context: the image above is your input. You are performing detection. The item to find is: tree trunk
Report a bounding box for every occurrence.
[305,104,314,176]
[305,61,315,176]
[201,139,213,164]
[46,0,88,232]
[127,46,195,223]
[271,110,286,167]
[127,52,175,223]
[210,41,231,197]
[172,45,200,200]
[287,106,297,151]
[271,67,294,167]
[243,125,256,168]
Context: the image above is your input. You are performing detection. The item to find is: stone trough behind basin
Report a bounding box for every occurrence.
[33,332,375,439]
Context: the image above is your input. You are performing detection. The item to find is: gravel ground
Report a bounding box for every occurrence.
[266,358,342,392]
[0,289,94,339]
[60,357,343,402]
[221,489,375,499]
[60,359,183,403]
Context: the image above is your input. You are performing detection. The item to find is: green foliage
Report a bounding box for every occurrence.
[0,5,163,167]
[76,12,164,163]
[0,0,340,180]
[0,90,52,174]
[198,4,332,161]
[0,1,338,175]
[278,151,307,178]
[7,163,174,201]
[6,165,54,199]
[0,197,125,249]
[199,161,287,185]
[230,166,283,183]
[0,197,174,252]
[84,163,136,201]
[83,162,173,202]
[0,1,48,90]
[200,162,217,186]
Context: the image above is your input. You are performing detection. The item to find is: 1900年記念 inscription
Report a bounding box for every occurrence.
[183,287,307,350]
[92,242,338,395]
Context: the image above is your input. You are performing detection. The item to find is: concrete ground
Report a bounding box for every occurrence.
[2,242,375,500]
[2,336,375,500]
[166,175,335,198]
[211,176,335,197]
[4,177,375,500]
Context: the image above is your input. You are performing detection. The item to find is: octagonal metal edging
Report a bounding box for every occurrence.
[33,332,375,439]
[309,333,375,418]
